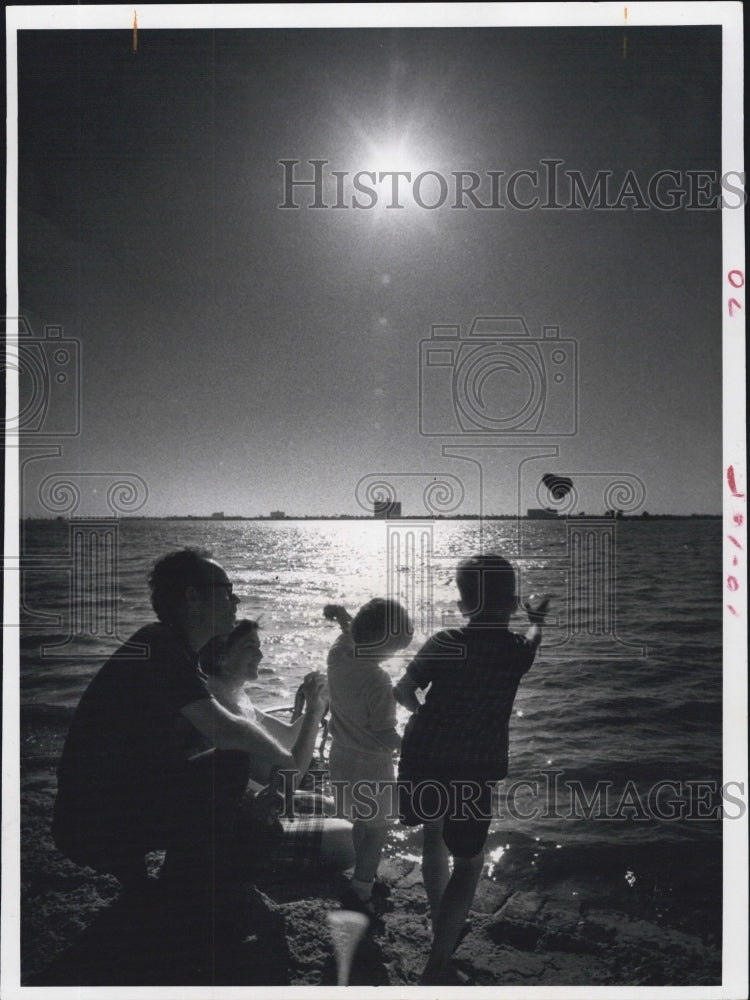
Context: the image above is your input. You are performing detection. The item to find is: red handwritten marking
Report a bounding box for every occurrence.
[728,270,745,288]
[726,466,745,618]
[133,10,138,53]
[728,298,743,316]
[727,467,745,498]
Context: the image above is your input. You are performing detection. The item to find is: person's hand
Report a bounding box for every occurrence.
[523,594,551,624]
[291,684,306,721]
[247,783,284,827]
[323,604,352,631]
[301,670,329,718]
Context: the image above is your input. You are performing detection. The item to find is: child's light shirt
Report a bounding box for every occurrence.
[326,633,400,755]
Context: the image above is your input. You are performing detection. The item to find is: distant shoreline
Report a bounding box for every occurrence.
[22,514,722,522]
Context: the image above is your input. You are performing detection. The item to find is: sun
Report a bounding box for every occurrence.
[367,138,425,177]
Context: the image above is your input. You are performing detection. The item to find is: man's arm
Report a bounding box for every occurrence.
[182,697,296,783]
[182,671,327,786]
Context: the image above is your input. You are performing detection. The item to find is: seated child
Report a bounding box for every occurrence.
[324,599,413,917]
[394,554,549,984]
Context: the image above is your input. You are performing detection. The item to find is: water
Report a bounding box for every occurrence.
[17,517,723,936]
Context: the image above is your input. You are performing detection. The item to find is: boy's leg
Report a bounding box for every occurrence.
[420,848,484,984]
[420,775,493,982]
[350,819,389,899]
[421,818,450,927]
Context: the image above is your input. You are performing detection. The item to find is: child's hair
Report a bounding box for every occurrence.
[351,598,413,652]
[200,618,260,676]
[456,554,517,614]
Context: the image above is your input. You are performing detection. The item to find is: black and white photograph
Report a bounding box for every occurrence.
[3,2,747,994]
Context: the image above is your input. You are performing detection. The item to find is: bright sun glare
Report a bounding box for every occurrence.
[367,139,425,177]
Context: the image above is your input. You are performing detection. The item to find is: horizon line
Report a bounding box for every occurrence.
[23,512,723,521]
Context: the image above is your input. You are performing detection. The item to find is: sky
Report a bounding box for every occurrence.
[13,18,731,516]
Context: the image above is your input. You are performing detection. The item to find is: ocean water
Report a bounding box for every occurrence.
[18,517,724,934]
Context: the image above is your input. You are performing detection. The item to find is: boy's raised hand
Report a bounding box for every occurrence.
[523,594,551,623]
[323,603,353,632]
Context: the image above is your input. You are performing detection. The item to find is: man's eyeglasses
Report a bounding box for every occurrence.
[199,581,235,596]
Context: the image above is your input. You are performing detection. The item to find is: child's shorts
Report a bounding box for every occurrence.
[328,745,397,827]
[398,759,497,858]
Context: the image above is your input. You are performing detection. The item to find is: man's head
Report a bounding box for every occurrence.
[148,548,240,649]
[456,554,517,618]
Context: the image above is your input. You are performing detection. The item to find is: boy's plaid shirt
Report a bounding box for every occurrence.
[399,623,537,779]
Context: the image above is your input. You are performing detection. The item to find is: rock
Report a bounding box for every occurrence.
[392,861,424,890]
[536,900,594,955]
[537,951,613,984]
[539,899,583,936]
[377,857,414,885]
[493,945,547,979]
[487,891,546,950]
[499,891,546,922]
[472,880,514,913]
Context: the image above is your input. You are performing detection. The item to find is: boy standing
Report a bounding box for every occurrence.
[394,554,549,985]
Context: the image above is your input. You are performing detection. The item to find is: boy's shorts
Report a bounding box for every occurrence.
[328,744,396,828]
[398,760,497,859]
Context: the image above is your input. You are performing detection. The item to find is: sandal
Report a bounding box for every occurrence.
[371,878,391,900]
[339,888,385,931]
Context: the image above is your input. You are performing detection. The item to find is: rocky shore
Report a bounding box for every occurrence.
[21,758,720,987]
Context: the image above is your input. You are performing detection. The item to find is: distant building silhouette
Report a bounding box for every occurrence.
[270,510,286,519]
[210,511,225,519]
[374,499,401,519]
[527,508,558,519]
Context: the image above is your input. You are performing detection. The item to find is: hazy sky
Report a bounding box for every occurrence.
[16,24,726,516]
